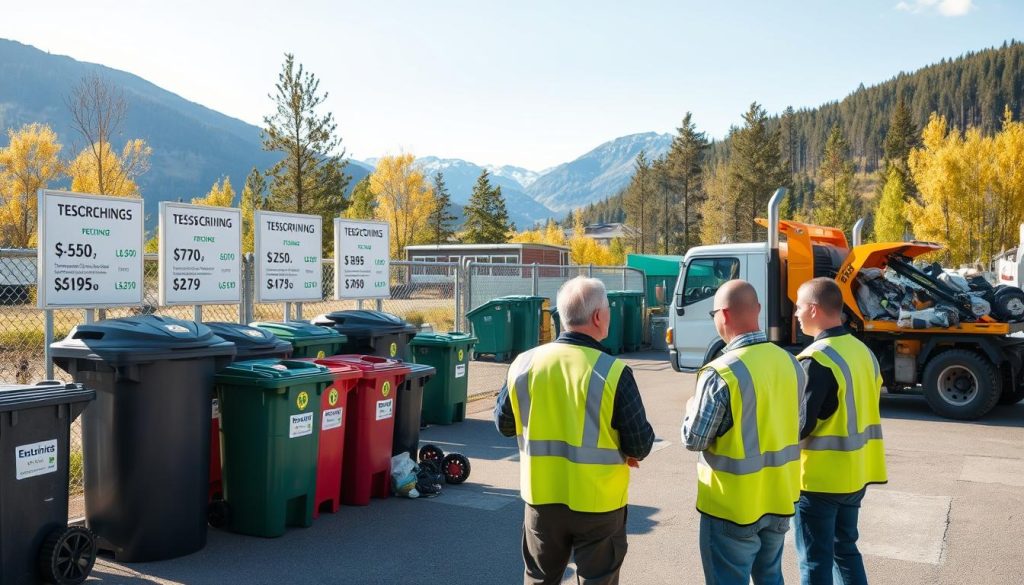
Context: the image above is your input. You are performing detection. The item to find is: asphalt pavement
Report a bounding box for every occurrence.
[86,350,1024,584]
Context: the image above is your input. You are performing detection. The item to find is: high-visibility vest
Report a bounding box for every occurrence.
[507,342,630,513]
[798,334,887,493]
[696,342,805,525]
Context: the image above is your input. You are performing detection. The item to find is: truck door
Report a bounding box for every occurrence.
[673,256,743,369]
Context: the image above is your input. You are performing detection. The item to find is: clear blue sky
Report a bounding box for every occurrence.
[1,0,1020,170]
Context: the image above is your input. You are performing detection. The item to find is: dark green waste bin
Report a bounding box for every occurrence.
[51,316,236,562]
[249,321,346,358]
[393,362,435,459]
[0,382,95,585]
[466,299,514,362]
[409,332,478,425]
[311,310,418,361]
[602,295,626,355]
[214,359,334,538]
[608,291,644,352]
[500,295,546,354]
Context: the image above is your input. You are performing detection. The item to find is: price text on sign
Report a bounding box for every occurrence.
[37,190,144,308]
[255,210,322,302]
[158,202,242,305]
[334,219,390,300]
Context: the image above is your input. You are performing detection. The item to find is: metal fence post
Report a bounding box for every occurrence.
[588,264,594,278]
[284,302,292,322]
[194,305,203,322]
[240,253,254,325]
[464,260,474,318]
[532,263,539,296]
[44,309,54,379]
[295,303,303,321]
[621,267,627,290]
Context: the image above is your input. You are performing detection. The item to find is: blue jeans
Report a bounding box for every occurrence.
[699,513,791,585]
[793,490,868,585]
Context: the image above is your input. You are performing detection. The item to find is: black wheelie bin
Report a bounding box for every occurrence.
[51,316,236,562]
[312,310,418,361]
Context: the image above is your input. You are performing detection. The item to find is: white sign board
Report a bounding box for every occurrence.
[37,190,144,309]
[334,219,390,299]
[158,202,242,305]
[254,210,322,302]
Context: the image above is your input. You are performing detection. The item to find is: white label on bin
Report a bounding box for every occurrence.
[211,398,220,420]
[376,399,394,420]
[16,439,58,480]
[289,412,314,438]
[322,407,343,430]
[455,364,466,378]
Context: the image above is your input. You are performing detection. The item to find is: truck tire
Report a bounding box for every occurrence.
[922,350,1002,420]
[991,287,1024,322]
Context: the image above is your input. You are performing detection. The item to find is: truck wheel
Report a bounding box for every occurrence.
[922,350,1001,419]
[992,287,1024,322]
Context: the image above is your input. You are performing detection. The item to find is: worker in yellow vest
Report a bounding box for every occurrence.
[494,276,655,585]
[793,277,887,585]
[682,279,806,585]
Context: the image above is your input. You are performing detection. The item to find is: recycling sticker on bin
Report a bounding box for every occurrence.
[289,412,314,438]
[16,439,58,480]
[376,399,394,420]
[322,407,343,430]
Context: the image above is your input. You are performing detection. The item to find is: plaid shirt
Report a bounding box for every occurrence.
[681,331,806,451]
[494,331,655,460]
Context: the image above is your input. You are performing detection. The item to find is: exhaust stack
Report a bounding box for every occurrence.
[766,188,785,343]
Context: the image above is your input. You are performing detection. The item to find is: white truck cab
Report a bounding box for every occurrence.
[668,242,768,372]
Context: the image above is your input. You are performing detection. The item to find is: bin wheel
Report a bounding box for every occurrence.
[443,453,471,484]
[419,444,445,463]
[208,499,231,529]
[38,525,96,585]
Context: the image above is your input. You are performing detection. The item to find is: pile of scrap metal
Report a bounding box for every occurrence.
[854,254,1024,329]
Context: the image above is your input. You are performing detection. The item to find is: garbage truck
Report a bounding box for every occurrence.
[667,188,1024,420]
[995,223,1024,288]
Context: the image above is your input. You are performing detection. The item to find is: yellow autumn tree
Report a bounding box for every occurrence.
[370,154,436,258]
[0,124,63,247]
[510,218,569,247]
[192,177,235,207]
[67,139,151,197]
[989,107,1024,260]
[568,210,617,265]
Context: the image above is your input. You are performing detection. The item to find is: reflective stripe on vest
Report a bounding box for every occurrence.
[511,350,624,466]
[801,343,883,453]
[699,353,804,475]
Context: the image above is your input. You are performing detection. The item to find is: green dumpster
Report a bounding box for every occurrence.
[410,332,478,425]
[500,295,547,354]
[213,359,334,537]
[249,321,347,358]
[466,299,514,362]
[602,294,626,355]
[609,291,644,352]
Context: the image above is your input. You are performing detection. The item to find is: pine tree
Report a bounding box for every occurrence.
[665,112,709,253]
[729,103,789,240]
[874,166,908,242]
[462,170,512,244]
[623,150,657,253]
[427,171,458,244]
[345,176,376,219]
[813,124,859,233]
[881,98,919,197]
[240,167,266,254]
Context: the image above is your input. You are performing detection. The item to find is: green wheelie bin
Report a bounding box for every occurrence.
[500,295,546,354]
[213,359,334,538]
[466,299,514,362]
[608,291,644,352]
[249,321,346,358]
[409,332,478,425]
[601,294,626,355]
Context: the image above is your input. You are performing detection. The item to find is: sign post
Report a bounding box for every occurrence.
[334,219,390,300]
[158,202,242,309]
[254,211,322,314]
[36,190,144,309]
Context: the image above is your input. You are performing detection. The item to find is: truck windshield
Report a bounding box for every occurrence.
[681,257,740,306]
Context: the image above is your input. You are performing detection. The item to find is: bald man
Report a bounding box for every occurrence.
[682,279,807,585]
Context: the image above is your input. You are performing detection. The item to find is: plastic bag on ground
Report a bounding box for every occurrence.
[391,453,419,498]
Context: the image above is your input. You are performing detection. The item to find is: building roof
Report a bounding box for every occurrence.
[405,243,570,252]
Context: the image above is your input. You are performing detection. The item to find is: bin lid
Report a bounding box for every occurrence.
[606,290,644,298]
[205,322,292,352]
[50,315,236,363]
[498,295,547,302]
[0,381,95,413]
[410,331,479,347]
[214,358,335,389]
[310,310,417,336]
[403,362,436,380]
[316,354,412,377]
[292,357,362,382]
[249,321,347,345]
[466,299,512,317]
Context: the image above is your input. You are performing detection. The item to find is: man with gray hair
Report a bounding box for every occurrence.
[495,276,655,585]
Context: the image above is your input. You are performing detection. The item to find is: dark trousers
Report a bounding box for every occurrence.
[522,503,628,585]
[793,489,868,585]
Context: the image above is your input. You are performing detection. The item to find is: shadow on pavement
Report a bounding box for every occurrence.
[880,393,1024,428]
[419,417,520,462]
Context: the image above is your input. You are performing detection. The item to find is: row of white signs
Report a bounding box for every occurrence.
[35,189,391,309]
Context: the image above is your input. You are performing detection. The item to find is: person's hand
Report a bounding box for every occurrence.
[626,457,640,468]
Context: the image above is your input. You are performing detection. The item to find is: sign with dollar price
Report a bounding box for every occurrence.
[37,190,144,309]
[158,202,242,305]
[255,210,322,302]
[334,218,390,299]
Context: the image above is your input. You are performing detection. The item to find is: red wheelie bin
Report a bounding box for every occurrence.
[315,355,410,506]
[306,360,361,517]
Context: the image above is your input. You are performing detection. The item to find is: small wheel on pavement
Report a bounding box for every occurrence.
[419,444,445,463]
[38,525,96,585]
[443,453,471,484]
